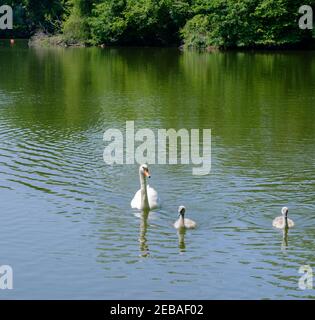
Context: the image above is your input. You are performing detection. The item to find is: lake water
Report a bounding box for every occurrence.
[0,40,314,299]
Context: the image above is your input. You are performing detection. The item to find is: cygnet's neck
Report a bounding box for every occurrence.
[178,213,185,228]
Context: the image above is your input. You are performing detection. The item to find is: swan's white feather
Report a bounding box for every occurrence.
[272,216,294,229]
[131,184,160,210]
[130,189,141,209]
[174,218,197,229]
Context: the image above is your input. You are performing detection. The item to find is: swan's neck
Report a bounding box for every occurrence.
[140,172,149,210]
[284,216,288,228]
[178,214,185,228]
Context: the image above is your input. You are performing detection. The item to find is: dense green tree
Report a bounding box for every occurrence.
[182,0,315,48]
[88,0,191,45]
[0,0,314,48]
[62,0,90,43]
[0,0,66,37]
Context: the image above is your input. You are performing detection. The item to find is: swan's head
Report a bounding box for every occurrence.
[178,205,186,217]
[281,207,289,217]
[139,164,151,178]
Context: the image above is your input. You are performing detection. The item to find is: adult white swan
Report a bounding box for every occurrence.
[131,164,160,211]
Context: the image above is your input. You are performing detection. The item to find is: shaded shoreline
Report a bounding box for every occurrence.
[1,34,315,52]
[26,33,315,51]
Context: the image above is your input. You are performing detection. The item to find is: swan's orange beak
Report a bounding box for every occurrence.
[144,170,151,178]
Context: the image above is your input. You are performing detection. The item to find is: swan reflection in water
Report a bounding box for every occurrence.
[177,228,186,253]
[138,209,188,256]
[281,226,289,251]
[139,209,150,257]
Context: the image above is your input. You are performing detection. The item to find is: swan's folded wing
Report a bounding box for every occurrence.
[288,218,295,228]
[272,216,282,227]
[131,189,141,209]
[185,218,197,229]
[174,220,180,229]
[147,185,160,210]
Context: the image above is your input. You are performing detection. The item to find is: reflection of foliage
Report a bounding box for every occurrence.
[0,0,314,47]
[1,47,315,140]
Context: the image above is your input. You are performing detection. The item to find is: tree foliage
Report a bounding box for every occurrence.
[0,0,66,37]
[182,0,315,48]
[0,0,314,48]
